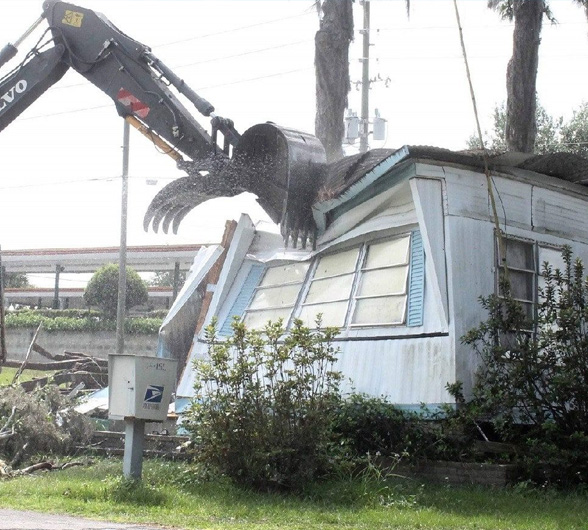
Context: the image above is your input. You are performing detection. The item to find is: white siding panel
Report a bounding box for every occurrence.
[446,170,532,227]
[411,178,448,322]
[445,215,495,396]
[533,188,588,242]
[336,336,454,404]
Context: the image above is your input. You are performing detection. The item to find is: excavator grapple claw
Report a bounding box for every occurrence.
[144,123,326,247]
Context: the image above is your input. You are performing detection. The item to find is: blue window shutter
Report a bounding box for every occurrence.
[407,230,425,327]
[219,264,265,336]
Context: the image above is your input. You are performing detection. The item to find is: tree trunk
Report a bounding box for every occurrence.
[505,0,544,153]
[314,0,354,162]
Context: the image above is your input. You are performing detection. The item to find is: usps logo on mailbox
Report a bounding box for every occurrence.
[143,384,164,411]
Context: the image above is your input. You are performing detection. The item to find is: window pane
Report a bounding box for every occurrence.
[249,284,301,310]
[521,302,534,321]
[365,236,410,269]
[305,274,354,304]
[261,262,309,286]
[298,301,348,328]
[244,308,293,329]
[539,247,565,274]
[313,247,359,279]
[358,266,408,297]
[352,296,406,325]
[505,239,534,270]
[500,269,533,302]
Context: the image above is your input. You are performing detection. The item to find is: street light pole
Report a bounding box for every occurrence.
[116,119,130,354]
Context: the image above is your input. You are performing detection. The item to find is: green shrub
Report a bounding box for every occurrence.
[4,309,162,335]
[184,317,342,491]
[461,246,588,486]
[333,393,461,464]
[84,264,148,318]
[124,318,163,335]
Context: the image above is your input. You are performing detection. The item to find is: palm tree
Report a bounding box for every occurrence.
[314,0,354,162]
[313,1,410,162]
[489,0,550,153]
[573,0,588,21]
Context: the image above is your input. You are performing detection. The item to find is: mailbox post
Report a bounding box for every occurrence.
[108,354,177,480]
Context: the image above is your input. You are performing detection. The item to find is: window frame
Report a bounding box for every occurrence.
[241,231,420,334]
[242,261,309,329]
[296,232,414,330]
[495,234,564,322]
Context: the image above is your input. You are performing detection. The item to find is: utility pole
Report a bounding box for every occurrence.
[53,264,64,309]
[0,246,5,367]
[359,0,371,153]
[116,120,130,354]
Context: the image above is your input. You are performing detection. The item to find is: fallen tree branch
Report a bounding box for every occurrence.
[12,323,43,385]
[32,342,58,360]
[15,461,53,475]
[0,406,16,440]
[60,461,85,470]
[10,442,28,468]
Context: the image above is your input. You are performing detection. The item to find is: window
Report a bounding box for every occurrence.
[497,238,536,319]
[239,231,422,332]
[299,233,412,328]
[298,247,360,327]
[496,236,563,320]
[351,237,411,326]
[243,262,309,329]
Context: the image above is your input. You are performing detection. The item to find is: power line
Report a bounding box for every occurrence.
[154,10,315,48]
[0,176,116,191]
[372,21,584,32]
[17,66,313,121]
[17,104,111,121]
[195,66,312,91]
[173,39,310,68]
[47,38,312,92]
[0,174,181,191]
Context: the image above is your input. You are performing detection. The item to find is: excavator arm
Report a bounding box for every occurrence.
[0,1,326,248]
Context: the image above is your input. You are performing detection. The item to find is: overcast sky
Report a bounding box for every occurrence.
[0,0,586,257]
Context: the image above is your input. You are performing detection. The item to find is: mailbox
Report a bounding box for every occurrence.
[108,354,177,422]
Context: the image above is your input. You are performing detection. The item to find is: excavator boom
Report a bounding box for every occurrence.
[0,1,326,248]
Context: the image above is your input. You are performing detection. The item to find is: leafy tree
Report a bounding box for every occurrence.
[560,102,588,158]
[467,101,563,153]
[461,247,588,485]
[185,317,342,491]
[148,270,186,289]
[467,101,588,157]
[2,273,29,289]
[83,263,148,318]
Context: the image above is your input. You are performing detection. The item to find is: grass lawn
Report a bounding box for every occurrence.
[0,366,57,386]
[0,458,587,529]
